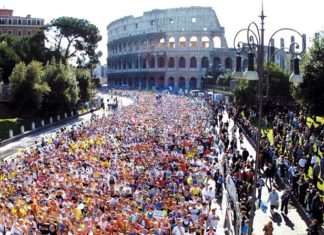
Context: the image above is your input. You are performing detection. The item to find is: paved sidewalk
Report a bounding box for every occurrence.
[221,112,308,235]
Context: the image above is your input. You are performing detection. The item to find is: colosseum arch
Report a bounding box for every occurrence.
[189,77,197,89]
[134,77,139,88]
[127,77,133,87]
[190,57,197,68]
[168,37,175,48]
[149,39,156,50]
[134,58,139,69]
[190,36,198,48]
[118,60,121,70]
[179,57,186,68]
[213,57,221,67]
[159,38,165,49]
[140,77,147,89]
[127,42,132,52]
[179,36,186,48]
[148,77,155,89]
[149,57,155,68]
[168,57,175,68]
[213,36,221,48]
[201,57,209,68]
[168,77,175,87]
[178,77,186,89]
[157,76,165,89]
[225,57,233,69]
[122,60,127,70]
[201,36,210,48]
[158,57,165,68]
[127,59,132,69]
[142,58,147,69]
[134,41,139,51]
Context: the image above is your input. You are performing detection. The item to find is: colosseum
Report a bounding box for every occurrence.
[106,7,235,90]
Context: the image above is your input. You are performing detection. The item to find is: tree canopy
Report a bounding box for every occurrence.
[45,17,102,69]
[42,58,79,113]
[233,62,292,111]
[9,61,50,115]
[293,32,324,115]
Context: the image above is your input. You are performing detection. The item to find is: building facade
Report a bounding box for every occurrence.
[0,9,44,37]
[107,7,235,90]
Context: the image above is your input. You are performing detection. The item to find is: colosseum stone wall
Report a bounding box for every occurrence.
[107,6,235,90]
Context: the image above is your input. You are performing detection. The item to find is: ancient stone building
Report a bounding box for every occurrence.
[106,7,235,90]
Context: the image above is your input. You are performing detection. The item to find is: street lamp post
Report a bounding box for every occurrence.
[231,3,305,235]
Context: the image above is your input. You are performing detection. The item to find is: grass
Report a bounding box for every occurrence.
[307,116,324,128]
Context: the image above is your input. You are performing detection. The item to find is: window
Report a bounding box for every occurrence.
[169,18,173,24]
[0,19,2,25]
[159,38,165,49]
[8,30,12,35]
[168,57,175,68]
[179,57,186,68]
[190,36,198,48]
[135,23,138,28]
[179,37,186,48]
[28,20,32,25]
[201,36,210,48]
[18,31,22,36]
[18,19,22,25]
[8,19,12,25]
[0,30,2,35]
[168,37,175,48]
[190,57,197,68]
[150,20,155,26]
[201,57,209,68]
[192,17,196,23]
[27,31,31,36]
[124,25,126,31]
[37,20,41,26]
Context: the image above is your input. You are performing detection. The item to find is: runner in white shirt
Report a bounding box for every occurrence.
[172,218,185,235]
[207,208,220,230]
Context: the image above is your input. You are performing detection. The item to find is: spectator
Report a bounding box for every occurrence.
[263,221,274,235]
[306,219,319,235]
[268,188,279,212]
[280,189,291,216]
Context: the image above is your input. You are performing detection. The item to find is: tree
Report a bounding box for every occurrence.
[45,17,102,69]
[75,68,95,102]
[9,61,50,115]
[292,32,324,115]
[43,58,79,113]
[266,62,293,106]
[234,62,292,111]
[0,42,21,84]
[234,79,258,109]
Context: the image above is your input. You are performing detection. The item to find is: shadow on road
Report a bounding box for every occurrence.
[282,213,295,230]
[270,211,282,226]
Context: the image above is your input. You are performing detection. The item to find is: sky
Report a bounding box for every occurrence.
[1,0,324,64]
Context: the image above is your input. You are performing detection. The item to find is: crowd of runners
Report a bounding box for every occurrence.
[0,92,226,235]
